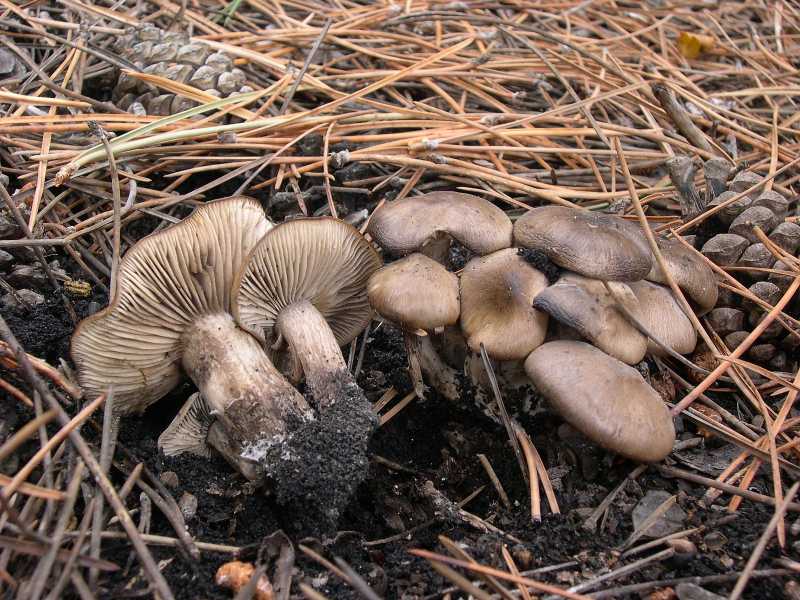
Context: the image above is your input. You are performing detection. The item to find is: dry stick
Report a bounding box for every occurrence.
[278,18,332,114]
[334,557,383,600]
[659,466,800,512]
[439,536,516,600]
[46,496,97,600]
[477,454,511,510]
[92,124,122,298]
[0,409,57,463]
[501,546,533,600]
[64,531,240,554]
[27,460,86,600]
[0,183,59,292]
[0,317,175,600]
[652,83,715,153]
[479,344,528,488]
[89,388,116,591]
[730,481,800,600]
[591,569,792,599]
[134,477,199,560]
[582,465,647,532]
[1,393,106,498]
[409,550,592,600]
[514,426,541,521]
[562,548,675,597]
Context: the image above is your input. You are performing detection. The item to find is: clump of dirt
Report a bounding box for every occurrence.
[265,380,378,535]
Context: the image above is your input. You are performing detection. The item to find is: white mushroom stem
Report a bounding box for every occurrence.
[276,299,359,409]
[181,313,313,476]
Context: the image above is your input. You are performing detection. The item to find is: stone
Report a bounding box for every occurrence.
[675,583,725,600]
[631,490,686,538]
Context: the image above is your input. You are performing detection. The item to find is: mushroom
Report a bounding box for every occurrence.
[71,197,313,480]
[232,217,382,524]
[234,217,381,408]
[524,340,675,462]
[532,272,648,365]
[628,281,697,356]
[513,206,652,281]
[645,237,718,313]
[459,248,549,361]
[367,252,460,398]
[366,191,512,259]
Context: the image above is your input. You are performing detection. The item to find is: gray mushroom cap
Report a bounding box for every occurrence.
[367,191,512,256]
[532,272,647,365]
[646,237,718,313]
[524,340,676,462]
[513,206,652,281]
[367,253,460,332]
[628,281,697,356]
[459,248,549,360]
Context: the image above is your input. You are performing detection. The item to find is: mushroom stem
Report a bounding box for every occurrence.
[181,313,313,479]
[276,299,360,409]
[404,333,427,399]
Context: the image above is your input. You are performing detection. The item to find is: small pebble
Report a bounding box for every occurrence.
[667,538,697,555]
[675,583,725,600]
[0,289,45,310]
[178,491,198,522]
[632,491,686,538]
[703,530,727,551]
[159,471,179,489]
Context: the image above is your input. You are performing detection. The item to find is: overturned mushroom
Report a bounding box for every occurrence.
[524,341,675,462]
[459,248,549,361]
[367,191,512,259]
[72,197,313,480]
[514,206,652,281]
[533,272,647,365]
[233,217,381,523]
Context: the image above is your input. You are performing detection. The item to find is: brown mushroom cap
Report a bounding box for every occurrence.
[513,206,652,281]
[524,340,675,462]
[367,253,459,331]
[367,191,512,256]
[646,237,718,313]
[71,196,274,412]
[459,248,548,360]
[234,217,382,347]
[532,272,647,365]
[628,281,697,356]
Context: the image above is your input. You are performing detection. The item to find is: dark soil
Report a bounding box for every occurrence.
[0,201,795,600]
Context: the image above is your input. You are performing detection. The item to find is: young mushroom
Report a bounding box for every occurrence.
[71,197,313,480]
[367,252,460,398]
[525,341,675,462]
[513,206,652,281]
[367,191,512,260]
[233,217,382,524]
[532,272,648,365]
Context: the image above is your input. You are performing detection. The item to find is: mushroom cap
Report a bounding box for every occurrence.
[524,340,675,462]
[158,392,213,458]
[532,272,647,365]
[646,237,718,313]
[367,253,459,331]
[459,248,549,360]
[513,206,652,281]
[233,217,382,346]
[71,196,273,413]
[367,191,512,256]
[628,281,697,356]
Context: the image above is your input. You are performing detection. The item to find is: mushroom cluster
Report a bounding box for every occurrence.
[71,197,381,522]
[365,192,716,463]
